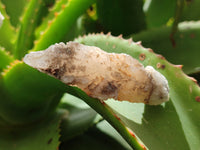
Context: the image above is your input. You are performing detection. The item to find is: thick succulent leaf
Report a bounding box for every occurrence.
[0,61,66,125]
[14,0,54,59]
[145,0,200,29]
[97,120,132,149]
[0,47,14,72]
[32,0,96,51]
[60,94,132,149]
[35,0,69,39]
[144,0,176,28]
[35,0,87,42]
[56,85,146,149]
[0,111,63,150]
[60,127,127,150]
[1,0,28,26]
[181,0,200,21]
[132,21,200,74]
[75,34,200,149]
[105,100,190,150]
[96,0,146,36]
[0,2,15,51]
[59,101,97,141]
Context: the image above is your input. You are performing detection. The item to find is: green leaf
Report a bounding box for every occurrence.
[14,0,53,59]
[75,33,200,149]
[180,0,200,21]
[96,120,132,149]
[105,100,190,150]
[0,61,66,125]
[50,83,146,149]
[0,47,14,72]
[132,21,200,74]
[59,101,97,141]
[32,0,96,51]
[60,127,128,150]
[144,0,176,28]
[35,0,69,39]
[1,0,28,26]
[0,2,15,51]
[60,94,132,149]
[0,111,63,150]
[96,0,146,36]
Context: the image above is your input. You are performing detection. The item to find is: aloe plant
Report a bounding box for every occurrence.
[0,0,200,149]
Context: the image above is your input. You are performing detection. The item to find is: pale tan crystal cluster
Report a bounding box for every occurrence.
[24,42,169,105]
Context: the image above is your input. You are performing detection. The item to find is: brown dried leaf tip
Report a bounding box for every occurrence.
[24,42,169,105]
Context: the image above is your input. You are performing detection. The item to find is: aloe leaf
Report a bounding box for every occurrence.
[0,2,15,51]
[97,120,132,149]
[96,0,146,36]
[74,34,200,149]
[60,127,128,150]
[132,21,200,74]
[190,71,200,85]
[144,0,176,28]
[145,0,200,29]
[59,102,97,141]
[14,0,53,59]
[32,0,96,52]
[181,0,200,21]
[0,61,66,125]
[0,111,63,150]
[35,0,69,39]
[61,94,132,149]
[0,47,14,72]
[57,86,146,150]
[1,0,28,26]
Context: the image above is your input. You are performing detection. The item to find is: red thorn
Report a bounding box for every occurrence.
[175,65,183,69]
[127,128,147,150]
[100,100,106,105]
[127,128,136,138]
[136,41,142,45]
[195,96,200,102]
[2,4,6,9]
[54,12,59,17]
[157,54,165,60]
[128,38,133,45]
[113,114,121,121]
[188,76,197,84]
[148,48,154,53]
[141,144,147,150]
[107,32,111,36]
[118,34,123,39]
[62,4,66,9]
[48,20,52,26]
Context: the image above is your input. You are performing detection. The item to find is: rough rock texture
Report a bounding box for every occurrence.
[24,42,169,105]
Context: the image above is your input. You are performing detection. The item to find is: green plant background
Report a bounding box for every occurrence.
[0,0,200,149]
